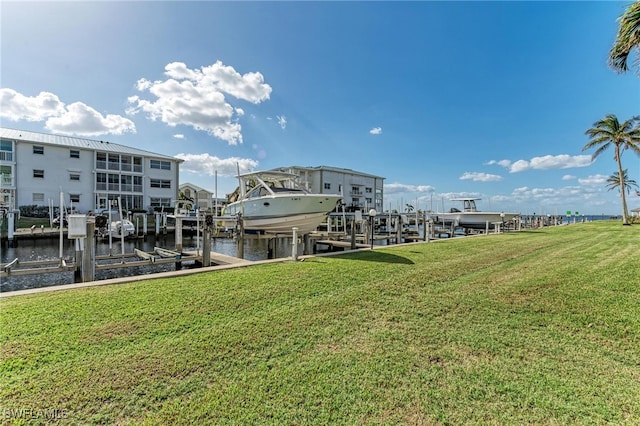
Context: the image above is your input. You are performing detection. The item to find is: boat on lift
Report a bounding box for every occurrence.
[429,198,520,230]
[222,170,342,235]
[107,219,136,239]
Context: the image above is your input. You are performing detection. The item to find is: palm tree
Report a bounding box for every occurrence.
[605,169,639,194]
[583,114,640,225]
[610,1,640,73]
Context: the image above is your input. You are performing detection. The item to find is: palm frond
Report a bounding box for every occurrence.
[609,1,640,74]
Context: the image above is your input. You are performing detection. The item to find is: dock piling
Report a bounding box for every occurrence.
[292,227,299,261]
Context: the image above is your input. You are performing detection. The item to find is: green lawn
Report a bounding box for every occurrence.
[1,221,638,425]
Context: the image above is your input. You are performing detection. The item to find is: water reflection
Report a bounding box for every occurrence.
[1,234,294,292]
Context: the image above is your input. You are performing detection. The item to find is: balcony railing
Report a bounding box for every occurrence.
[0,152,13,161]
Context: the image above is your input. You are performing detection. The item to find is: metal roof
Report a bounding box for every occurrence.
[0,127,182,162]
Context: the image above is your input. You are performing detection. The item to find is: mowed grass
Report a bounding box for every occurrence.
[1,221,638,425]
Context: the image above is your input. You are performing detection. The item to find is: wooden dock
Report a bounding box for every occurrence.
[1,258,76,277]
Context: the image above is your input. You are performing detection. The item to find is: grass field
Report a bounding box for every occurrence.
[1,221,638,425]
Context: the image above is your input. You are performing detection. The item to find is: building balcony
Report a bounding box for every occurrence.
[0,174,13,187]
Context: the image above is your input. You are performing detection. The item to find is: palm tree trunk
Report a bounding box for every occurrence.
[615,145,630,225]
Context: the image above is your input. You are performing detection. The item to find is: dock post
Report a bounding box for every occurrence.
[396,214,403,243]
[142,214,148,240]
[292,227,299,261]
[485,221,489,235]
[202,227,211,267]
[267,238,275,259]
[303,234,310,255]
[74,238,82,282]
[162,213,168,235]
[155,213,160,235]
[175,217,183,252]
[237,214,244,259]
[424,215,430,242]
[7,211,16,247]
[82,220,95,282]
[350,219,356,250]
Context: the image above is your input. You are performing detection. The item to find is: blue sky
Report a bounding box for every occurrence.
[1,1,639,215]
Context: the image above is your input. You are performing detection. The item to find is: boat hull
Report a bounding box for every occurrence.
[106,220,136,239]
[429,212,520,229]
[224,194,341,234]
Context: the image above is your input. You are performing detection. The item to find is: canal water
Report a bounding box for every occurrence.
[1,234,294,293]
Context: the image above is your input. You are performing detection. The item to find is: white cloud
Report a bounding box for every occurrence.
[488,154,593,173]
[175,153,258,176]
[0,88,135,136]
[0,89,65,121]
[127,61,272,145]
[45,102,135,136]
[459,172,502,182]
[578,174,608,186]
[277,115,287,129]
[485,159,512,168]
[369,127,382,135]
[384,182,435,194]
[174,134,185,139]
[562,174,576,181]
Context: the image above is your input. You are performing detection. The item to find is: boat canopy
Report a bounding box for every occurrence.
[450,198,480,212]
[236,170,309,198]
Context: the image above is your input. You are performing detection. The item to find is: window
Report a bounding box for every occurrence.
[70,174,80,181]
[150,197,172,207]
[365,187,372,193]
[33,193,44,202]
[70,194,80,203]
[108,174,119,191]
[33,146,44,155]
[108,154,119,170]
[133,176,143,192]
[70,150,80,158]
[150,160,171,170]
[96,152,107,169]
[33,169,44,178]
[0,165,11,186]
[150,179,171,189]
[121,155,132,171]
[324,183,331,190]
[96,173,107,190]
[121,175,132,192]
[133,157,142,172]
[0,140,12,161]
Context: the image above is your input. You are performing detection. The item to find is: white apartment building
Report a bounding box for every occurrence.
[278,165,385,212]
[0,128,182,213]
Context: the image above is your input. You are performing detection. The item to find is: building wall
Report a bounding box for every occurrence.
[3,130,181,214]
[179,183,213,210]
[284,166,384,212]
[15,142,95,212]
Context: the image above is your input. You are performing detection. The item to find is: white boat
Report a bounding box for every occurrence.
[429,198,520,230]
[222,170,342,235]
[107,219,136,239]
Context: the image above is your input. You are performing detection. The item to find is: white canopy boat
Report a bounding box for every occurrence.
[107,219,136,239]
[222,170,342,235]
[429,198,520,230]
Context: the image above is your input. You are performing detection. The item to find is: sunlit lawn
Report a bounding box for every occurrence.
[1,221,638,424]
